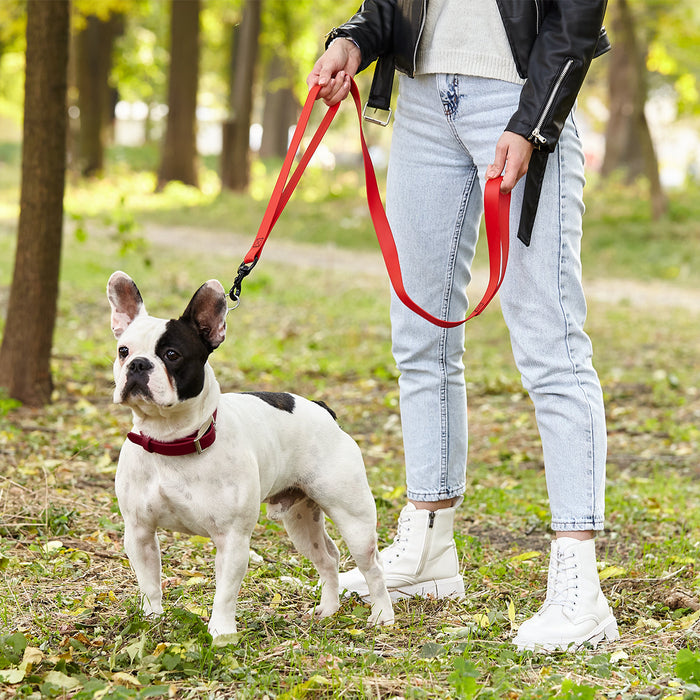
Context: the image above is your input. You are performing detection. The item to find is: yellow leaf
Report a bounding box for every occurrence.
[507,599,516,623]
[96,450,113,471]
[509,551,542,562]
[184,604,208,617]
[473,613,490,628]
[185,575,207,588]
[111,671,141,688]
[42,540,64,555]
[20,646,44,671]
[677,609,700,630]
[598,565,627,581]
[270,593,282,608]
[43,670,81,690]
[212,633,241,647]
[153,642,169,657]
[108,590,117,602]
[278,675,332,699]
[0,668,25,684]
[189,535,210,545]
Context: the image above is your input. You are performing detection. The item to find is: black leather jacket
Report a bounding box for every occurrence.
[327,0,610,245]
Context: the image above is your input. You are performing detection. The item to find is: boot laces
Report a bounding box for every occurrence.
[382,510,412,564]
[543,548,580,612]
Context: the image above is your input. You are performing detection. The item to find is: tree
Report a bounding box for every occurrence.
[259,54,298,158]
[601,0,667,217]
[0,0,70,406]
[221,0,262,191]
[157,0,201,190]
[74,11,124,176]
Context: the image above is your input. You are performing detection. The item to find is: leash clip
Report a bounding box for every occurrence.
[228,258,258,310]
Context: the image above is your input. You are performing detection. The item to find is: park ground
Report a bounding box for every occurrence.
[0,149,699,697]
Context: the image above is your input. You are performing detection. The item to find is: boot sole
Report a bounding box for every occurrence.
[513,615,620,652]
[342,575,465,603]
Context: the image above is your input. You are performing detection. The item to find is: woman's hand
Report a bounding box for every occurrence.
[486,131,535,193]
[307,38,362,106]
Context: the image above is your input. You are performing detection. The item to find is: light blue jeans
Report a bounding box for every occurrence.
[386,74,606,531]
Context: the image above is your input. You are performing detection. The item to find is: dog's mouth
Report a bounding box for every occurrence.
[119,377,154,404]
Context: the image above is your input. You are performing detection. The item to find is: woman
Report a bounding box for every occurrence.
[307,0,619,651]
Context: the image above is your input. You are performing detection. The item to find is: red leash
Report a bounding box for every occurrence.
[229,79,510,328]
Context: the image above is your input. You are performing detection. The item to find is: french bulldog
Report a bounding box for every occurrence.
[107,271,394,637]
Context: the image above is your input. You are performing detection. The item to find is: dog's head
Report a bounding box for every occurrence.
[107,271,227,410]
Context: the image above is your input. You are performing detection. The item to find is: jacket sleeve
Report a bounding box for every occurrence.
[505,0,609,153]
[325,0,396,73]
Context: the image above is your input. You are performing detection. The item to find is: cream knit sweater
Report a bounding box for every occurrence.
[416,0,525,85]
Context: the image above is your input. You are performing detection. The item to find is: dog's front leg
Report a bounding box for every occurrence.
[208,532,250,638]
[124,521,163,617]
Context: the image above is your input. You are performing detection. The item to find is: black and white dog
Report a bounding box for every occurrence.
[107,271,393,637]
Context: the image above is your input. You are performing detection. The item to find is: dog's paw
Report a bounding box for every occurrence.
[208,618,237,640]
[312,600,341,619]
[141,601,164,618]
[368,606,395,627]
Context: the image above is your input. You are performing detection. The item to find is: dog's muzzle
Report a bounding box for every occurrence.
[121,356,155,401]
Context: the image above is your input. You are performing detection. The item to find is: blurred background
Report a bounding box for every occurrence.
[1,0,700,406]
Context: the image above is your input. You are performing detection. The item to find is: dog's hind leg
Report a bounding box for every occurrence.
[281,499,341,619]
[323,503,395,627]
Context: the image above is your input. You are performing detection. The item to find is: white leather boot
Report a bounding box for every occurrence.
[513,537,619,651]
[339,501,465,601]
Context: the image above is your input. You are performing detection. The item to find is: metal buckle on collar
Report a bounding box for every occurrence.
[193,413,216,454]
[362,102,392,127]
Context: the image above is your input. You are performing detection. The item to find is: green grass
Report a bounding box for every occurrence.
[0,144,699,698]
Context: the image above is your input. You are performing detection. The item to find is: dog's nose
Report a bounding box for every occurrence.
[127,357,154,374]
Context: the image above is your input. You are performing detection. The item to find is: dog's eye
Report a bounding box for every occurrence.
[118,346,129,360]
[164,349,180,363]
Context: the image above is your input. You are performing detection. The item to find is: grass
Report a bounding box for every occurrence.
[0,143,699,698]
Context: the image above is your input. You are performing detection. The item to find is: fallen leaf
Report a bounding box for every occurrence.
[509,551,542,562]
[0,668,25,684]
[111,671,141,688]
[43,670,82,690]
[677,609,700,630]
[599,565,627,581]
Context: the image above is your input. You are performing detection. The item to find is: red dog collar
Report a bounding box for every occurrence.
[127,410,217,456]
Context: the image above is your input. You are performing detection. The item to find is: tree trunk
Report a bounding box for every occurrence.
[74,13,123,177]
[157,0,200,190]
[221,0,262,191]
[0,0,70,406]
[259,54,299,159]
[601,0,666,218]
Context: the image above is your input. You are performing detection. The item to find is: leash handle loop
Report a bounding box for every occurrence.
[230,79,511,328]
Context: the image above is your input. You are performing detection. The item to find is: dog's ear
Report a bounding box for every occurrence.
[107,271,148,339]
[180,280,227,351]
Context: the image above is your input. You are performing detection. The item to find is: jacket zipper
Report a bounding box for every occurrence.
[410,0,429,77]
[530,58,574,146]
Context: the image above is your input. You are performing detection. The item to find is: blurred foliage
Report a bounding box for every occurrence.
[628,0,700,115]
[0,0,361,129]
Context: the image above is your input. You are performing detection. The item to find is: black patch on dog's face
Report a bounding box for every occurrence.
[244,391,296,413]
[156,318,211,400]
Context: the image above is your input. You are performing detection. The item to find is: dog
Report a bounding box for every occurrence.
[106,271,394,637]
